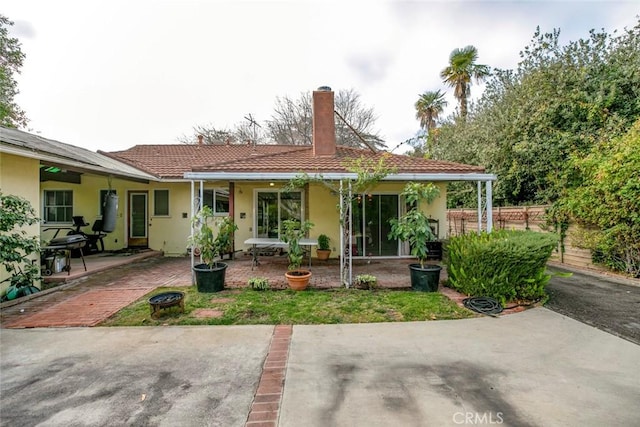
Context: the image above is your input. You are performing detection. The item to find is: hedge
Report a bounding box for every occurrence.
[445,230,559,305]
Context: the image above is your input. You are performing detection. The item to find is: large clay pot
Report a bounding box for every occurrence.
[285,270,312,291]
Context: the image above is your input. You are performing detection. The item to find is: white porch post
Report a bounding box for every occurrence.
[477,181,482,233]
[190,180,195,283]
[486,180,493,232]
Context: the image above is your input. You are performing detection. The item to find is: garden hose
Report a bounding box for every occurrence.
[463,297,503,316]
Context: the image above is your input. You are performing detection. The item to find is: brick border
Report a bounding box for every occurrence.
[245,325,292,427]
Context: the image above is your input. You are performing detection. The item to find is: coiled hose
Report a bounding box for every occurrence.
[463,297,503,316]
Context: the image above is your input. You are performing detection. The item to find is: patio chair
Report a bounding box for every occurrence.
[69,216,107,253]
[86,219,107,253]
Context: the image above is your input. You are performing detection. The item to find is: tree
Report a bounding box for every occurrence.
[414,90,447,157]
[415,90,447,131]
[435,20,640,207]
[179,89,385,150]
[0,14,28,128]
[440,45,490,121]
[561,118,640,276]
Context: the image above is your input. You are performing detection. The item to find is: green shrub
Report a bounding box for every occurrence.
[445,230,558,305]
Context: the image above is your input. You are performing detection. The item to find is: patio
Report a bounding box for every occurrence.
[45,249,446,290]
[1,253,454,328]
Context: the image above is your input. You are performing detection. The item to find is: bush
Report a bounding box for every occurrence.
[445,230,558,305]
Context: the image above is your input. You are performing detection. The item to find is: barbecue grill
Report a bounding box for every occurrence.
[42,234,88,275]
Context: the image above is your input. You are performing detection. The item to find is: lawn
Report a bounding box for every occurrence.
[101,286,474,326]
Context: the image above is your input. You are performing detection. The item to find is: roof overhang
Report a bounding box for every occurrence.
[1,144,154,183]
[184,172,497,181]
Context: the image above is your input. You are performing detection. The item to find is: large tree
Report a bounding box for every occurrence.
[440,45,490,121]
[0,14,28,128]
[179,89,385,150]
[435,21,640,208]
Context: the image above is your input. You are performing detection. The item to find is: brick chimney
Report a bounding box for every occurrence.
[312,86,336,157]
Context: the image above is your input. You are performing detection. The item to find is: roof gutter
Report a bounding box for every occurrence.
[184,171,497,181]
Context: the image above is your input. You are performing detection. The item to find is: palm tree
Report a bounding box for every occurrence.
[440,45,490,121]
[415,90,447,131]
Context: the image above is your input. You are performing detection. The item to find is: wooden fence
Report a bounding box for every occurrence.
[446,205,601,271]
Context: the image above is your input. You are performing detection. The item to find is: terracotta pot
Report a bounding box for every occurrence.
[316,249,331,261]
[285,270,312,291]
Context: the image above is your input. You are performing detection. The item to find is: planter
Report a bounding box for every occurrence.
[316,249,331,261]
[285,270,312,291]
[408,264,442,292]
[193,262,228,292]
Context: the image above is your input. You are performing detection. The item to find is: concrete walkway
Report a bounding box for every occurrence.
[2,309,639,427]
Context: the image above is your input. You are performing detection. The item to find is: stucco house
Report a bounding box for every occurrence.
[1,87,496,293]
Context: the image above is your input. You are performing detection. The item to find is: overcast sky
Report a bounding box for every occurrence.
[4,0,638,153]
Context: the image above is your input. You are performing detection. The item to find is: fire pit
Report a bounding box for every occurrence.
[148,291,185,317]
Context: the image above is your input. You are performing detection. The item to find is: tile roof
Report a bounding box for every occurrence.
[102,144,485,179]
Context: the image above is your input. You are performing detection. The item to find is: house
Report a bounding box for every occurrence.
[1,87,496,293]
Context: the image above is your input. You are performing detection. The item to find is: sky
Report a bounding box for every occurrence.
[4,0,639,153]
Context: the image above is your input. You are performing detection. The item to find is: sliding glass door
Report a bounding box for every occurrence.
[352,194,399,256]
[256,191,302,239]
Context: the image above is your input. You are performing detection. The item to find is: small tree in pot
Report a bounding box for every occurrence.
[189,206,238,292]
[281,219,314,291]
[388,182,441,291]
[316,234,331,261]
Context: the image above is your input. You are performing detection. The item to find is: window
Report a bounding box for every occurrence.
[256,190,302,239]
[44,190,73,223]
[99,189,117,217]
[153,189,169,216]
[202,189,229,215]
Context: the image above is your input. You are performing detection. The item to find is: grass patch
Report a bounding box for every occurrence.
[101,286,474,326]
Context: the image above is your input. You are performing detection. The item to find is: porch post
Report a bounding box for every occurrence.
[486,180,493,232]
[348,181,352,288]
[477,181,482,233]
[190,180,195,284]
[339,180,353,288]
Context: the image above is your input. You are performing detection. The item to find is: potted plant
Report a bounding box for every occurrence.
[353,274,377,290]
[316,234,331,261]
[248,277,270,291]
[281,218,314,291]
[188,206,238,292]
[388,182,442,292]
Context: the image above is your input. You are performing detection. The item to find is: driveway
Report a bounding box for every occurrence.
[545,265,640,345]
[2,309,640,427]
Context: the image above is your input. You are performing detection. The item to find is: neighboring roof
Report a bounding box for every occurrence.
[103,144,493,181]
[0,127,156,182]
